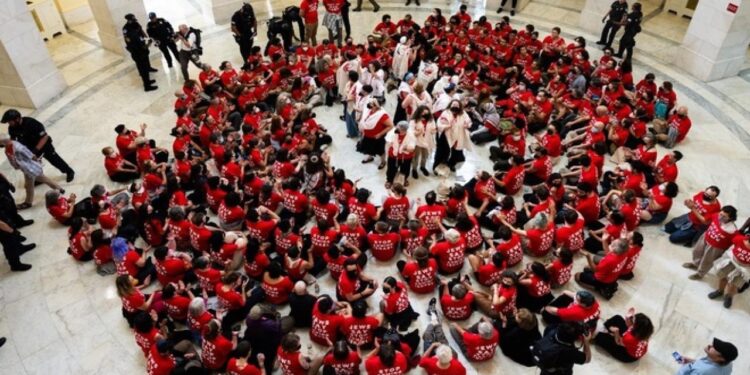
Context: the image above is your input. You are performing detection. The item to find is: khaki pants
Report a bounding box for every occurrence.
[474,291,501,319]
[692,235,725,276]
[304,22,318,46]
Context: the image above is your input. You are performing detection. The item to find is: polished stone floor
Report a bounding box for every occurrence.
[1,1,750,374]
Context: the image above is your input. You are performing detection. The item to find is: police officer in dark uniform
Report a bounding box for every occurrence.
[615,2,643,60]
[1,109,76,182]
[597,0,628,49]
[146,12,179,68]
[123,13,158,92]
[231,3,257,62]
[0,172,35,271]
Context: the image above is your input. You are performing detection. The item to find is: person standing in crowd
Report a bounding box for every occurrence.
[2,109,75,182]
[615,2,643,59]
[0,134,64,210]
[405,0,420,7]
[122,13,158,92]
[0,173,36,271]
[231,3,257,62]
[300,0,319,46]
[352,0,379,13]
[323,0,345,47]
[684,205,738,281]
[146,12,179,68]
[597,0,628,49]
[175,24,205,81]
[496,0,518,16]
[707,232,750,309]
[675,338,737,375]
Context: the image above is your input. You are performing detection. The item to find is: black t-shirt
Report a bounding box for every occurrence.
[288,293,316,327]
[232,8,256,37]
[122,22,146,48]
[610,1,628,22]
[9,117,48,152]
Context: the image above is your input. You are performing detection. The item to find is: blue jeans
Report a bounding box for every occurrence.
[665,214,703,246]
[345,108,359,137]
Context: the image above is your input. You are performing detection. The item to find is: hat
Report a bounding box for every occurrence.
[713,338,738,363]
[444,83,456,92]
[1,109,21,123]
[124,13,136,21]
[403,72,414,82]
[148,12,156,19]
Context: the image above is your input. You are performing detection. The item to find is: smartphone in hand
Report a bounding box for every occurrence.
[672,351,683,363]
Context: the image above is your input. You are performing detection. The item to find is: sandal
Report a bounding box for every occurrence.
[378,162,386,170]
[16,202,32,210]
[362,157,374,164]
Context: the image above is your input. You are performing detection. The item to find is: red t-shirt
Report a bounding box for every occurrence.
[731,234,750,265]
[367,232,401,261]
[557,301,600,326]
[463,329,499,361]
[382,196,410,222]
[430,239,466,274]
[440,292,474,321]
[416,204,447,232]
[47,197,70,223]
[201,334,233,370]
[595,253,628,283]
[549,259,574,286]
[687,193,721,226]
[262,277,294,304]
[496,234,523,267]
[226,359,262,375]
[163,294,191,321]
[342,316,380,346]
[323,351,361,375]
[419,356,466,375]
[555,218,585,252]
[526,222,556,257]
[310,301,344,346]
[365,351,408,375]
[147,346,175,375]
[401,259,438,293]
[622,329,649,359]
[277,349,307,375]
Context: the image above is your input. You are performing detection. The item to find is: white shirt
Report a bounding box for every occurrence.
[177,31,198,52]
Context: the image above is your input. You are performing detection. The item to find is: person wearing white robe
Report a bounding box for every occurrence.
[408,105,437,179]
[433,100,472,172]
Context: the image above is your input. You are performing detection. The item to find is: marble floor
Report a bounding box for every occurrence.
[1,0,750,374]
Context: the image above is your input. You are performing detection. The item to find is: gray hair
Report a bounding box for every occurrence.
[611,239,629,254]
[478,321,494,339]
[396,121,409,130]
[188,298,206,317]
[45,190,62,207]
[445,229,460,243]
[436,344,453,364]
[346,213,359,225]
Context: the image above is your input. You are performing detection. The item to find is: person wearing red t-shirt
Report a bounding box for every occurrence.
[379,183,410,224]
[449,318,499,362]
[202,319,237,370]
[475,271,519,319]
[555,209,586,253]
[416,191,447,233]
[341,300,384,348]
[707,233,750,308]
[364,342,407,375]
[226,341,264,375]
[161,283,193,322]
[543,290,600,333]
[380,277,419,330]
[337,258,377,302]
[496,156,526,195]
[577,239,630,298]
[641,182,679,224]
[323,339,362,375]
[654,150,682,184]
[468,251,506,287]
[310,296,345,346]
[133,311,163,359]
[430,229,466,274]
[439,279,475,321]
[262,262,295,305]
[101,146,139,182]
[547,249,575,288]
[397,247,438,293]
[665,186,721,246]
[583,210,626,255]
[399,220,428,257]
[517,262,555,312]
[420,342,467,375]
[348,189,378,229]
[685,207,738,280]
[367,221,400,261]
[299,0,319,46]
[147,340,176,375]
[654,106,691,148]
[594,310,654,363]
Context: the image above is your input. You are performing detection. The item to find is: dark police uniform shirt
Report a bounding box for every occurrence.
[147,18,175,42]
[9,117,49,154]
[609,1,628,23]
[231,7,256,38]
[123,22,147,49]
[624,10,643,33]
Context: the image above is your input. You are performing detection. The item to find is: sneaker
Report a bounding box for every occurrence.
[723,296,733,308]
[406,0,411,4]
[707,290,724,300]
[511,9,515,16]
[688,273,703,280]
[682,262,697,269]
[496,8,502,13]
[411,170,418,179]
[145,85,158,92]
[596,41,606,45]
[148,67,158,72]
[415,0,420,5]
[20,243,36,255]
[373,5,380,12]
[739,282,750,293]
[66,172,75,182]
[18,219,34,228]
[10,263,32,272]
[421,167,430,177]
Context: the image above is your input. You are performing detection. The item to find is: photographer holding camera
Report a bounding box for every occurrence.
[531,321,592,375]
[175,24,205,81]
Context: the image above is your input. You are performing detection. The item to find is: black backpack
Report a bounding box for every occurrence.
[283,6,301,22]
[188,27,203,55]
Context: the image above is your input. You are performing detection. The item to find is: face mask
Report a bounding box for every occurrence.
[512,135,521,141]
[450,107,460,113]
[367,103,374,109]
[346,270,358,278]
[423,114,431,120]
[702,193,713,201]
[382,287,390,294]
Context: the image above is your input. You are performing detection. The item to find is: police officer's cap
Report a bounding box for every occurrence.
[1,109,21,123]
[124,13,136,21]
[148,12,157,19]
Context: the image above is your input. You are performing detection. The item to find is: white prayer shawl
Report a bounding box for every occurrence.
[385,127,417,156]
[337,59,360,97]
[346,81,363,108]
[431,77,451,97]
[359,108,388,132]
[432,92,455,113]
[360,69,385,97]
[409,119,437,150]
[403,91,433,117]
[392,43,411,80]
[355,92,372,117]
[437,111,472,151]
[417,61,439,88]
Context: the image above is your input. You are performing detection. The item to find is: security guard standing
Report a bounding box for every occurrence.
[146,12,179,68]
[123,13,158,92]
[231,3,257,62]
[615,2,643,60]
[597,0,628,49]
[1,109,76,182]
[0,172,35,272]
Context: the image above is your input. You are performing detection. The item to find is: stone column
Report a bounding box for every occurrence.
[678,0,750,81]
[0,0,66,108]
[578,0,612,35]
[196,0,245,25]
[88,0,147,55]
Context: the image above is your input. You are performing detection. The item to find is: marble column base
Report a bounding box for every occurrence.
[0,70,66,108]
[678,46,747,82]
